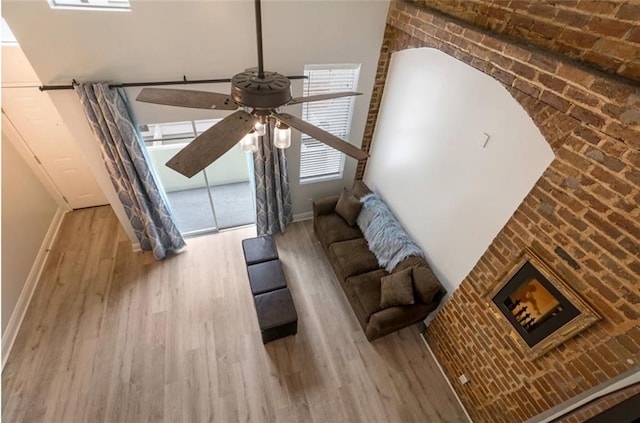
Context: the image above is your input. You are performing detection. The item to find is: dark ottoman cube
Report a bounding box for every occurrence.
[254,288,298,344]
[242,235,279,265]
[247,259,287,295]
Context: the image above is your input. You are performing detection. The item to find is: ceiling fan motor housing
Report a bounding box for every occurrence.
[231,71,292,110]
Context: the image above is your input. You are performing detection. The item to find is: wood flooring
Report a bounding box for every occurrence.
[2,206,468,423]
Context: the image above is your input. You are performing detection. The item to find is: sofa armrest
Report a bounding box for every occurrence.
[313,195,340,218]
[365,302,436,341]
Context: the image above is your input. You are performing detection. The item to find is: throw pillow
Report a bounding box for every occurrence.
[411,265,441,304]
[380,267,415,309]
[335,188,362,226]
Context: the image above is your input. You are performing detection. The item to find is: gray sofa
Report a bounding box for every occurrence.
[313,181,446,341]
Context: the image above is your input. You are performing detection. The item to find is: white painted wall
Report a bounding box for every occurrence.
[365,48,554,294]
[1,138,59,333]
[2,45,109,209]
[3,0,390,220]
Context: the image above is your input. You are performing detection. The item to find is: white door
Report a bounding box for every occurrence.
[2,46,108,209]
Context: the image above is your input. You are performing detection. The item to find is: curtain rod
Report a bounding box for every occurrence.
[38,74,308,91]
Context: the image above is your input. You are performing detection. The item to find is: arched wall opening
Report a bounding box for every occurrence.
[364,47,555,294]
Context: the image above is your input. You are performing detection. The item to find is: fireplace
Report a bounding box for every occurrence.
[486,248,600,359]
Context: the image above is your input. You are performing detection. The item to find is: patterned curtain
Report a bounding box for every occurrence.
[253,124,293,235]
[75,82,186,260]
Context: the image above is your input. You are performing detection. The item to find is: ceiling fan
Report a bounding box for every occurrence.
[136,0,368,178]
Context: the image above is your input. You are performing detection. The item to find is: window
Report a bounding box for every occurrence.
[48,0,130,11]
[1,19,18,46]
[139,119,220,149]
[299,64,360,183]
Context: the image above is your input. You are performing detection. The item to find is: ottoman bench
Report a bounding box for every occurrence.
[242,235,279,265]
[254,288,298,344]
[242,235,298,344]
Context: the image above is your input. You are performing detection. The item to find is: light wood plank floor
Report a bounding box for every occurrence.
[2,206,468,422]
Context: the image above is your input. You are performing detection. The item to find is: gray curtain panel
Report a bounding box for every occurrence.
[253,125,292,235]
[75,82,186,260]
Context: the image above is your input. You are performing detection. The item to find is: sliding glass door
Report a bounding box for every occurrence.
[142,119,256,236]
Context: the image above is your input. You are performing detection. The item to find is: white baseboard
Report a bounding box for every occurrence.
[420,332,474,423]
[132,242,142,252]
[2,207,66,370]
[292,211,313,222]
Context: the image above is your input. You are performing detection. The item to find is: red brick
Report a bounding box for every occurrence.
[586,17,634,38]
[565,86,600,107]
[619,303,639,320]
[593,39,639,62]
[625,150,640,168]
[527,3,557,19]
[620,62,640,83]
[529,53,560,73]
[491,67,517,85]
[609,211,640,242]
[540,90,571,112]
[592,233,628,260]
[508,13,535,30]
[513,79,542,97]
[560,28,599,49]
[628,27,640,44]
[556,8,591,28]
[570,106,606,128]
[558,207,589,231]
[604,122,640,148]
[624,169,640,187]
[584,210,623,240]
[538,73,568,92]
[586,148,627,173]
[576,0,620,15]
[583,50,625,74]
[557,63,595,88]
[531,20,564,40]
[574,126,602,145]
[590,166,634,196]
[617,3,640,21]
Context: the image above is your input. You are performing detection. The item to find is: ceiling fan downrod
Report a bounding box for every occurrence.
[254,0,265,79]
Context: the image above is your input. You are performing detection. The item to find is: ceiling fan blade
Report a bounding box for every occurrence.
[166,110,257,178]
[288,91,362,105]
[136,88,238,110]
[273,112,368,161]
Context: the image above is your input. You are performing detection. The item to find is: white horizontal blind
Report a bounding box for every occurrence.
[300,64,360,182]
[139,119,220,149]
[48,0,130,10]
[1,19,18,45]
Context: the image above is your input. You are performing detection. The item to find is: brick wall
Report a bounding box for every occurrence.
[410,0,640,81]
[556,382,640,422]
[358,1,640,421]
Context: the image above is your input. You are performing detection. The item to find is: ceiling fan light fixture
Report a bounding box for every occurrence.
[240,129,259,154]
[254,120,266,137]
[274,121,291,149]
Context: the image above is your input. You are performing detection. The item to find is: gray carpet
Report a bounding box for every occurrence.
[166,182,255,233]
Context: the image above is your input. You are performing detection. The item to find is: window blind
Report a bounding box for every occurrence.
[1,19,17,45]
[48,0,130,10]
[300,64,360,182]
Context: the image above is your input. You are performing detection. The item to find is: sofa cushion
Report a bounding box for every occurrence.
[411,266,442,305]
[394,255,428,272]
[335,188,362,226]
[380,267,415,309]
[329,238,380,279]
[316,213,363,247]
[345,269,388,323]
